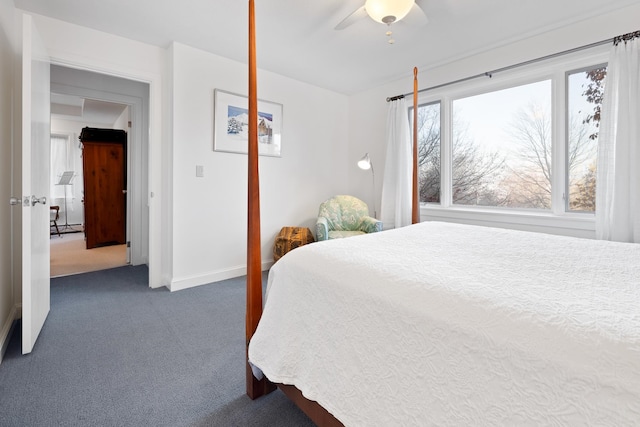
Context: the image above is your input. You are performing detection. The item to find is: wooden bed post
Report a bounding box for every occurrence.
[246,0,275,400]
[412,67,419,224]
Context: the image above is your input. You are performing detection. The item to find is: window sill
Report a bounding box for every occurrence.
[420,205,595,239]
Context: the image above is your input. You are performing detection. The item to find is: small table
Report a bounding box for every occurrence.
[273,227,314,262]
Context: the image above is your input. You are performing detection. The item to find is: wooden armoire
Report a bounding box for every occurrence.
[79,127,127,249]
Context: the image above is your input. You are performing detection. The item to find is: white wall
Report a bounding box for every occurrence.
[0,0,17,363]
[113,106,129,131]
[347,2,640,238]
[169,42,349,290]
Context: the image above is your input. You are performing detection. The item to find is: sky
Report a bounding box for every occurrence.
[453,72,599,154]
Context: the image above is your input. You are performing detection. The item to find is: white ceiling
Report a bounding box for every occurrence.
[15,0,640,95]
[51,94,128,126]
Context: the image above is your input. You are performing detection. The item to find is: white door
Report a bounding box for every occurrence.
[21,14,51,354]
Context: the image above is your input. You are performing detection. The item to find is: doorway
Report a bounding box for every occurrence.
[49,65,150,277]
[49,102,130,277]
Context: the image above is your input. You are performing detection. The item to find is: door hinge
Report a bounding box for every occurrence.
[126,241,131,248]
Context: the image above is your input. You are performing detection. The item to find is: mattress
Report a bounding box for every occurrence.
[248,221,640,426]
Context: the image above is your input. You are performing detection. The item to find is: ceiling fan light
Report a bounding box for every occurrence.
[364,0,415,24]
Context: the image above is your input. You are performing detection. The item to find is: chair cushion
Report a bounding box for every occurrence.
[318,195,370,232]
[50,206,60,221]
[328,230,365,239]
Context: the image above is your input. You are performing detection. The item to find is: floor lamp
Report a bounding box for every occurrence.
[357,153,377,218]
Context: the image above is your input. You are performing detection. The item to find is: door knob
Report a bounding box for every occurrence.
[31,196,47,206]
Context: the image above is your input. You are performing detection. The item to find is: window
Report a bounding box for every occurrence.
[417,101,441,203]
[566,65,606,213]
[416,53,607,225]
[452,80,552,209]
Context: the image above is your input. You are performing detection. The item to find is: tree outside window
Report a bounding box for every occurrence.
[568,65,606,212]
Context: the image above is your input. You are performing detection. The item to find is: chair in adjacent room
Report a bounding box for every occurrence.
[50,205,61,237]
[316,195,382,241]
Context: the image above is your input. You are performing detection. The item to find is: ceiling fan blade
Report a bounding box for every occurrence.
[402,1,429,26]
[334,5,368,30]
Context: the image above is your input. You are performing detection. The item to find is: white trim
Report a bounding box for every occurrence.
[169,261,274,292]
[422,205,595,238]
[0,305,19,365]
[552,68,567,215]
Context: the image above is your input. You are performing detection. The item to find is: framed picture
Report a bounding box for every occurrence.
[213,89,282,157]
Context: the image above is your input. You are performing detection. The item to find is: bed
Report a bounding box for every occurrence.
[249,221,640,425]
[242,1,639,424]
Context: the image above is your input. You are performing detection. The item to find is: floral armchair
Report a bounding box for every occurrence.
[316,195,383,241]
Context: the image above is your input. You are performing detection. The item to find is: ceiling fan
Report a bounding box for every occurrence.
[335,0,428,31]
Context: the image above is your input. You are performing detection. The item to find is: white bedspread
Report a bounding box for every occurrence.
[248,222,640,426]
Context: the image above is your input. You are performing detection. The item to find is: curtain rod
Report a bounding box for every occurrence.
[386,36,617,102]
[614,30,640,45]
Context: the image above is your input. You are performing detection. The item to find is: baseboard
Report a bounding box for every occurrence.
[169,260,274,292]
[0,304,19,365]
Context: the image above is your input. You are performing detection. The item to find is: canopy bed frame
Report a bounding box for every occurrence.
[243,1,420,423]
[244,6,640,423]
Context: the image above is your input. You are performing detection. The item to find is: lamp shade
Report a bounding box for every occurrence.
[358,153,372,170]
[365,0,414,24]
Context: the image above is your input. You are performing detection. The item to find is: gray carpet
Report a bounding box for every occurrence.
[0,266,315,427]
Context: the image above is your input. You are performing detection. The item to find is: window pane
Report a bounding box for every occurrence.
[417,102,441,203]
[452,80,552,209]
[567,66,605,213]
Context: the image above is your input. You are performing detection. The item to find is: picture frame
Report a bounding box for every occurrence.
[213,89,282,157]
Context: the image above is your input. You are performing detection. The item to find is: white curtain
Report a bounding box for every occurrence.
[50,134,71,200]
[50,133,83,223]
[380,98,412,229]
[596,37,640,243]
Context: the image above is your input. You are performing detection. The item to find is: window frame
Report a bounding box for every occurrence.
[416,47,609,236]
